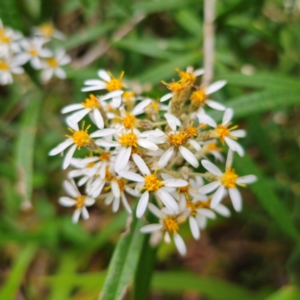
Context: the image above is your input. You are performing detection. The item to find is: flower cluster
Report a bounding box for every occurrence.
[50,67,257,255]
[0,19,70,85]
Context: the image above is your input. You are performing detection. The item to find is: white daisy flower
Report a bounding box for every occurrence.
[15,37,52,69]
[176,67,205,86]
[201,140,224,162]
[0,56,24,85]
[190,80,227,111]
[48,120,115,169]
[59,180,95,223]
[198,108,246,156]
[145,99,168,121]
[33,23,65,40]
[140,203,187,256]
[82,70,125,108]
[199,150,257,211]
[0,21,23,55]
[119,154,188,218]
[41,49,70,81]
[61,94,105,129]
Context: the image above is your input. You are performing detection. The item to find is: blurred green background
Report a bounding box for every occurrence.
[1,0,300,299]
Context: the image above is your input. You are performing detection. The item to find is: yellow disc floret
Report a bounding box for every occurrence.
[163,80,188,93]
[221,168,238,188]
[117,179,125,193]
[29,48,38,57]
[82,94,99,108]
[106,71,124,92]
[184,123,198,139]
[215,123,238,144]
[190,89,206,106]
[167,132,188,147]
[143,174,164,192]
[47,58,58,68]
[186,201,197,216]
[105,166,114,181]
[177,69,196,86]
[76,195,86,208]
[163,216,179,233]
[177,184,190,194]
[0,60,9,71]
[99,152,111,161]
[119,132,138,147]
[122,113,135,129]
[66,123,91,148]
[40,24,54,37]
[123,91,135,100]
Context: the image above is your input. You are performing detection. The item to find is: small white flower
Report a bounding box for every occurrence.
[59,180,95,223]
[140,203,187,256]
[82,70,125,108]
[41,49,70,81]
[0,21,23,55]
[33,23,65,40]
[119,154,187,218]
[16,37,52,69]
[199,150,257,211]
[198,108,246,156]
[0,56,24,85]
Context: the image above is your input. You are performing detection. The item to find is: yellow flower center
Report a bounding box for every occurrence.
[106,71,124,92]
[184,123,198,139]
[151,101,160,111]
[29,48,38,57]
[86,162,96,168]
[76,195,86,208]
[40,24,54,36]
[163,216,179,233]
[143,174,164,192]
[177,184,190,194]
[123,91,135,100]
[47,58,58,68]
[82,94,99,108]
[99,152,110,161]
[66,123,91,148]
[122,113,135,129]
[119,132,137,148]
[167,132,188,147]
[190,89,206,106]
[0,34,11,44]
[105,166,114,181]
[186,201,197,216]
[0,60,9,71]
[177,70,196,85]
[208,143,221,151]
[164,80,187,93]
[215,123,238,144]
[221,168,238,188]
[117,179,125,192]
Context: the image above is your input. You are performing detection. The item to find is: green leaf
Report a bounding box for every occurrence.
[0,0,23,31]
[138,52,201,84]
[0,244,37,300]
[151,271,263,300]
[62,22,116,50]
[99,215,145,300]
[265,286,300,300]
[15,95,42,208]
[174,9,203,37]
[234,155,298,241]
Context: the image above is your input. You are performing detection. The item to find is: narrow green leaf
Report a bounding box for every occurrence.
[265,286,300,300]
[15,95,42,208]
[234,155,298,241]
[174,9,203,36]
[0,244,37,300]
[0,0,23,31]
[151,271,262,300]
[138,52,201,84]
[99,215,145,300]
[62,22,116,50]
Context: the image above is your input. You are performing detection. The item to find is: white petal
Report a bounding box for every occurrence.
[174,234,187,256]
[189,139,201,151]
[95,140,118,147]
[131,99,152,116]
[179,146,199,168]
[98,69,111,81]
[119,171,144,182]
[193,68,205,76]
[210,185,226,208]
[156,190,179,212]
[140,224,163,233]
[226,148,234,169]
[84,79,105,86]
[230,129,246,138]
[136,191,149,218]
[201,160,223,176]
[137,139,158,151]
[222,108,234,126]
[148,203,162,218]
[84,197,95,206]
[115,147,131,173]
[205,100,226,111]
[160,93,173,102]
[189,216,200,240]
[112,197,120,212]
[199,208,216,219]
[66,117,79,131]
[81,207,90,220]
[206,80,227,95]
[61,104,84,114]
[105,194,114,205]
[101,90,123,101]
[55,68,66,79]
[63,144,77,169]
[132,154,150,175]
[112,96,122,108]
[157,147,174,169]
[68,108,90,124]
[93,109,104,129]
[81,84,106,92]
[164,113,181,130]
[213,204,231,217]
[224,137,245,157]
[198,181,220,194]
[63,180,80,198]
[236,175,257,185]
[48,139,73,156]
[59,197,76,207]
[90,128,115,138]
[111,180,120,198]
[229,188,242,212]
[164,179,188,187]
[72,209,81,223]
[121,193,132,214]
[197,112,217,128]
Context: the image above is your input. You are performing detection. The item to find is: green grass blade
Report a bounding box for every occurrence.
[0,244,37,300]
[234,155,298,241]
[265,286,300,300]
[174,9,203,36]
[99,215,145,300]
[15,95,42,208]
